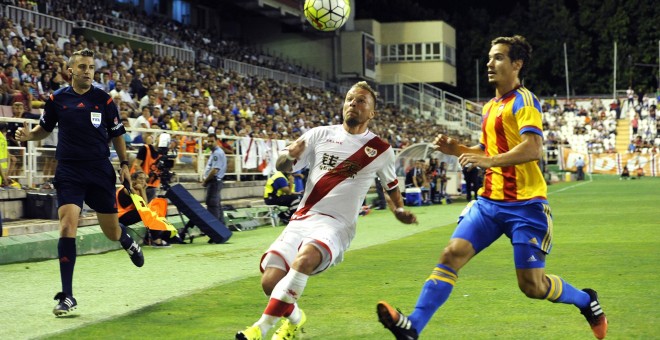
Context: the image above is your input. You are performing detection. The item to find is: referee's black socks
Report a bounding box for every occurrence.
[118,223,134,249]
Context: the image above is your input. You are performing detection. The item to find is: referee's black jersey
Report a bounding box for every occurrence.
[41,86,125,161]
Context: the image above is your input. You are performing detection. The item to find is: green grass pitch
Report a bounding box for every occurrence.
[3,175,658,339]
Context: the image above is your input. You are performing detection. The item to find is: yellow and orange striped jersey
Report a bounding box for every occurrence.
[478,86,546,201]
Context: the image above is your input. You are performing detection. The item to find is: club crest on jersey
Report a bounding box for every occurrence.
[91,112,102,128]
[365,146,377,157]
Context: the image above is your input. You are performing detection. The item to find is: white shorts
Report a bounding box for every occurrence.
[260,214,354,275]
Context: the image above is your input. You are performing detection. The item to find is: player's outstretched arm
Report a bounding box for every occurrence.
[433,134,482,157]
[385,187,417,224]
[458,133,543,170]
[276,139,306,173]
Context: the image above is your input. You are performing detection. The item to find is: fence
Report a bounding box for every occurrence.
[377,80,482,141]
[221,59,325,89]
[3,5,74,36]
[0,116,294,188]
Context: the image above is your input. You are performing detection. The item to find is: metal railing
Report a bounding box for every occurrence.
[3,5,74,36]
[222,59,325,89]
[74,20,155,42]
[153,42,195,62]
[378,77,482,140]
[0,117,293,188]
[101,13,147,36]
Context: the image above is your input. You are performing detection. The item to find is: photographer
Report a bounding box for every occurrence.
[132,133,160,201]
[117,171,171,247]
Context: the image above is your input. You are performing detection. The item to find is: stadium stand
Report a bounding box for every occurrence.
[2,0,656,264]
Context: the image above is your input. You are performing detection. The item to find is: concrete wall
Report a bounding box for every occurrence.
[240,17,336,80]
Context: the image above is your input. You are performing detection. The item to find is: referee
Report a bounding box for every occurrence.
[16,48,144,317]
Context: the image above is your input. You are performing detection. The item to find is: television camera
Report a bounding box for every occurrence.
[151,153,176,191]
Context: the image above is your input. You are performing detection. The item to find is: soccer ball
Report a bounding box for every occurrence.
[303,0,350,32]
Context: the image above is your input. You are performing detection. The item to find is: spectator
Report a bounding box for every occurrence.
[372,177,387,210]
[0,122,11,187]
[41,124,58,186]
[178,125,198,168]
[575,156,585,181]
[620,165,630,180]
[110,81,135,109]
[131,106,151,143]
[404,159,425,189]
[7,101,39,177]
[120,118,133,150]
[438,161,449,199]
[462,165,480,201]
[627,86,635,107]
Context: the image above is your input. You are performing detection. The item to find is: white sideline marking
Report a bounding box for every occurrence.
[548,176,593,195]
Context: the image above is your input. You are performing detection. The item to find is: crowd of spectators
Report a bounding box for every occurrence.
[0,11,460,173]
[542,97,619,154]
[541,91,660,156]
[43,0,322,79]
[624,87,659,153]
[2,0,659,161]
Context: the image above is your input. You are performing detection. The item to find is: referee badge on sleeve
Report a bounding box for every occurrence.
[91,112,102,128]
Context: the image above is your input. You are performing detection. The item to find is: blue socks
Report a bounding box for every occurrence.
[544,274,590,308]
[408,264,458,332]
[405,268,590,335]
[58,237,76,296]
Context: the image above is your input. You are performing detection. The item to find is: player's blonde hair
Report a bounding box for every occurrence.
[351,81,378,108]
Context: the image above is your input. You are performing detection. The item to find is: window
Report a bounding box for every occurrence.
[379,42,451,63]
[114,0,139,4]
[172,0,191,25]
[444,44,455,66]
[406,44,414,61]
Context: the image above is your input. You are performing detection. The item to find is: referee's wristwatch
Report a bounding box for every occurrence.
[119,160,130,169]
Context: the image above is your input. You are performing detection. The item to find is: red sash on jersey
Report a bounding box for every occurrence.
[294,136,390,218]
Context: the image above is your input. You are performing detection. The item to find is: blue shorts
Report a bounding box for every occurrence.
[453,198,553,269]
[53,160,118,214]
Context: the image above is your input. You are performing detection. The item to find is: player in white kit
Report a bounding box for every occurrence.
[236,81,418,340]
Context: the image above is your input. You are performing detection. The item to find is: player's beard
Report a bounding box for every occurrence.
[344,110,362,127]
[345,116,359,127]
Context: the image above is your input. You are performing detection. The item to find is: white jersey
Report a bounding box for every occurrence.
[291,125,398,233]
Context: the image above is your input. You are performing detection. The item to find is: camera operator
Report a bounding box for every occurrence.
[202,133,226,224]
[132,133,160,202]
[157,128,171,157]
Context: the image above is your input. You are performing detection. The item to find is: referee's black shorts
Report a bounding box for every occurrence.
[53,159,118,214]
